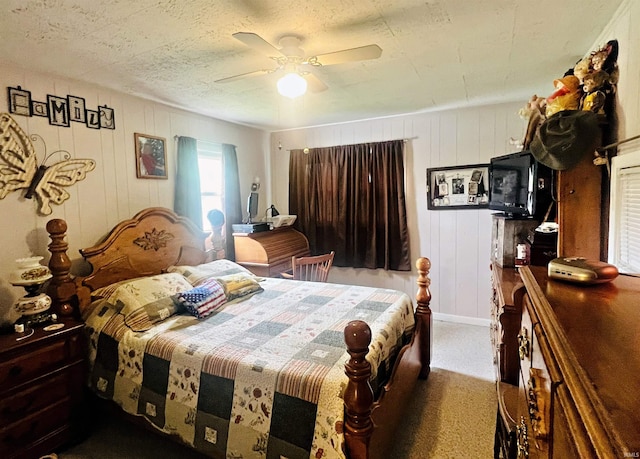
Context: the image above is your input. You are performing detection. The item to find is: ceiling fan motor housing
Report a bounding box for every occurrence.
[278,36,305,58]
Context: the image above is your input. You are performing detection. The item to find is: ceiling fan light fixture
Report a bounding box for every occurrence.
[277,72,307,98]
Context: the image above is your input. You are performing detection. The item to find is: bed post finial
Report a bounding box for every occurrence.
[343,319,374,459]
[46,218,76,317]
[415,257,432,379]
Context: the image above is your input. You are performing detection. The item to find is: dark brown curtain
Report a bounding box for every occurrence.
[289,139,410,271]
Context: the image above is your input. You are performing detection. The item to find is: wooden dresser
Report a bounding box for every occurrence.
[490,262,523,386]
[0,320,87,458]
[233,227,310,277]
[493,265,640,458]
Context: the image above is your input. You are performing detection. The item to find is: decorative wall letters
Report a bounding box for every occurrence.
[7,86,115,130]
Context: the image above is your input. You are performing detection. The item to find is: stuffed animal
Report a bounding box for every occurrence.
[519,94,546,120]
[591,40,619,87]
[545,75,582,117]
[580,70,608,114]
[521,95,547,150]
[573,57,591,84]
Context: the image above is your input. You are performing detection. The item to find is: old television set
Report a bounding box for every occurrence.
[489,151,553,220]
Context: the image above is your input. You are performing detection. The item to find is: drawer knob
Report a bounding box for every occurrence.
[516,416,529,458]
[8,365,23,378]
[518,328,530,360]
[2,397,34,417]
[527,368,548,439]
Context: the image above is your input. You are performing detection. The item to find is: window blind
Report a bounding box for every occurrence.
[609,150,640,274]
[617,165,640,272]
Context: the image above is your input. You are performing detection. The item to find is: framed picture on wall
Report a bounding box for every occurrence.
[426,163,490,210]
[135,133,167,179]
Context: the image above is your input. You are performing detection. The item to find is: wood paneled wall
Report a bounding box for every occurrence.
[270,103,527,322]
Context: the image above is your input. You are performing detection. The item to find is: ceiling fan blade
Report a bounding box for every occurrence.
[304,73,328,93]
[233,32,284,57]
[214,68,274,84]
[310,44,382,66]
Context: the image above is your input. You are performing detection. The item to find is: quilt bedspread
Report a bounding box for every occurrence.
[84,277,415,459]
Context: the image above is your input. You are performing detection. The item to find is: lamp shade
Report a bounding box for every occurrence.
[9,256,52,286]
[277,72,307,98]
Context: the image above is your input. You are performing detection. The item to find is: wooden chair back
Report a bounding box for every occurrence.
[291,251,335,282]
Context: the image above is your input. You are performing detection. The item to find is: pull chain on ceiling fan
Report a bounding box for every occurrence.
[215,32,382,98]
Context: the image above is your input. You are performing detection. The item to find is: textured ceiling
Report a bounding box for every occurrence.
[0,0,624,131]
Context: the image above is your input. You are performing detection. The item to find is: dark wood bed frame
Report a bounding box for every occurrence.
[46,207,432,459]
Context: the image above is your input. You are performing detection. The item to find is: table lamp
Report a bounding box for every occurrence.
[9,256,54,326]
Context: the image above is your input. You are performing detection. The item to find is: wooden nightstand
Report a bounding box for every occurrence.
[0,320,87,459]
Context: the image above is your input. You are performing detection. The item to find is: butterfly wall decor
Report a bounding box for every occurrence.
[0,112,96,215]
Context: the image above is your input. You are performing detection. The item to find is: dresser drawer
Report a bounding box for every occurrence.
[0,340,68,389]
[0,326,84,392]
[490,263,523,385]
[0,362,82,425]
[518,295,565,458]
[0,397,72,456]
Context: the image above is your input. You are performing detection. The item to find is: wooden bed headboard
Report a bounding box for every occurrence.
[48,207,208,314]
[80,207,208,288]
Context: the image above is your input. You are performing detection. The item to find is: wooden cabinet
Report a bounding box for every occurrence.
[556,154,604,260]
[233,227,310,277]
[0,321,87,458]
[510,266,640,457]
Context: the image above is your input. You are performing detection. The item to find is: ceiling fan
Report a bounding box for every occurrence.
[215,32,382,97]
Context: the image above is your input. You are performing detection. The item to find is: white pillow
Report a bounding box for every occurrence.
[167,259,254,285]
[98,273,193,332]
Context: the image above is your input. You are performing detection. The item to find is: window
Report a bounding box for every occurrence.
[197,141,224,230]
[608,150,640,273]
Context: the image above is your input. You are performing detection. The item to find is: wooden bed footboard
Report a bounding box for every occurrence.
[45,212,432,459]
[343,257,432,459]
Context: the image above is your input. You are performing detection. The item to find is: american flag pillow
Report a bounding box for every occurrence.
[173,278,226,319]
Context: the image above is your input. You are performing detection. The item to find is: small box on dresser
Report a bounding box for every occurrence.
[491,214,539,267]
[0,320,87,459]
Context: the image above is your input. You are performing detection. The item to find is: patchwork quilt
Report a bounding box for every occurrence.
[84,275,415,459]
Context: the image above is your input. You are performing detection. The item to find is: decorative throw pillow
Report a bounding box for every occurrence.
[92,277,138,300]
[173,278,227,319]
[99,273,193,332]
[214,272,263,301]
[167,259,254,285]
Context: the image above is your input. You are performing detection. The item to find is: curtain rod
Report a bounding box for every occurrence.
[597,133,640,152]
[173,136,226,148]
[283,137,417,152]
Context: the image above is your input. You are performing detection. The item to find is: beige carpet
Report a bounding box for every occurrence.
[58,320,496,459]
[388,320,497,458]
